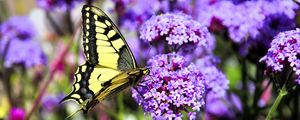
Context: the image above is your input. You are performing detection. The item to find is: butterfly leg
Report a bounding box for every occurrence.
[136,84,147,88]
[83,99,99,114]
[133,87,145,100]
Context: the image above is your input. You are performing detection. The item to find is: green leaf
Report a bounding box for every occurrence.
[224,57,241,88]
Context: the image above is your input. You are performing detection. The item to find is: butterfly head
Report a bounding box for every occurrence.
[129,68,150,86]
[141,68,150,76]
[140,68,150,82]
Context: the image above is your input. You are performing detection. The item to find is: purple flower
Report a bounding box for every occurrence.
[197,0,298,43]
[196,0,298,60]
[180,33,216,62]
[159,0,194,14]
[0,16,47,68]
[194,56,231,119]
[36,0,84,10]
[113,0,194,31]
[4,40,47,68]
[140,13,209,46]
[132,53,206,120]
[196,56,229,98]
[0,16,35,42]
[112,0,160,32]
[9,107,25,120]
[42,93,65,111]
[205,92,242,120]
[260,28,300,85]
[139,13,213,63]
[114,1,212,64]
[238,13,296,57]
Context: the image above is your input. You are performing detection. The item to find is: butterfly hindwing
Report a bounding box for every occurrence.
[82,5,136,71]
[61,62,122,104]
[61,62,96,104]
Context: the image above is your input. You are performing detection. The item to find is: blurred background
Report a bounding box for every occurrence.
[0,0,300,120]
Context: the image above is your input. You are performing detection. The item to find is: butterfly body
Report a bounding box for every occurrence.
[96,68,149,101]
[61,5,149,113]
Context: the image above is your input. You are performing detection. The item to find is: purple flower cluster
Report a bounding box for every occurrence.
[0,17,35,42]
[113,0,158,31]
[112,0,194,31]
[4,40,47,68]
[130,13,214,65]
[196,56,233,119]
[260,28,300,85]
[132,53,206,119]
[196,56,229,97]
[0,16,47,68]
[196,0,298,43]
[140,13,209,46]
[36,0,84,10]
[205,92,242,120]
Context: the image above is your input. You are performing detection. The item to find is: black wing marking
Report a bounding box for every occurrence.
[60,62,96,104]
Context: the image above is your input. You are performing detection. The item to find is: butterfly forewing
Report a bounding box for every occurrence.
[82,5,136,71]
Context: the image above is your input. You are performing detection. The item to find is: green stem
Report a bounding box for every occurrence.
[117,93,125,120]
[266,86,288,120]
[240,59,249,119]
[26,36,74,120]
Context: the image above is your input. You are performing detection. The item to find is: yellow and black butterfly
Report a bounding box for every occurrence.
[61,5,149,113]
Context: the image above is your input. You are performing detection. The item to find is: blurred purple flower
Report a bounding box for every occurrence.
[159,0,194,14]
[36,0,84,10]
[126,37,150,65]
[0,16,47,68]
[196,56,229,98]
[113,0,194,31]
[114,0,159,31]
[9,107,25,120]
[5,40,47,68]
[196,0,298,61]
[182,33,216,62]
[260,28,300,85]
[132,53,206,120]
[42,93,65,111]
[239,13,296,58]
[197,0,298,43]
[0,16,35,52]
[194,55,231,119]
[205,92,242,120]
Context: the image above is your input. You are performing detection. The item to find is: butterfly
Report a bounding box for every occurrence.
[61,5,149,113]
